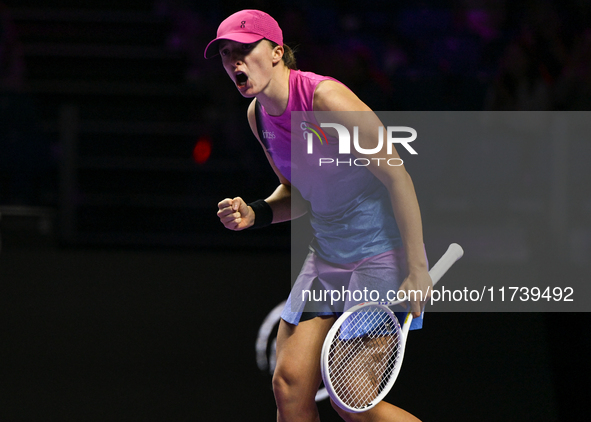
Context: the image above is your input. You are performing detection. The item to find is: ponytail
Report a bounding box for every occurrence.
[282,44,298,70]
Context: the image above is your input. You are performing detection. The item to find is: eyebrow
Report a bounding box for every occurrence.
[218,40,234,50]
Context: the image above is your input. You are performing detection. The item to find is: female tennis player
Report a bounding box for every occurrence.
[208,10,431,422]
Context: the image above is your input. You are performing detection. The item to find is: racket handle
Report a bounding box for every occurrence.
[429,243,464,286]
[402,243,463,334]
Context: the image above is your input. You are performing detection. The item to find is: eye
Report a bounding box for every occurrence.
[220,48,229,57]
[241,43,253,51]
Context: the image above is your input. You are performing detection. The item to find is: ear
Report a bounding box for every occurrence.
[272,44,284,64]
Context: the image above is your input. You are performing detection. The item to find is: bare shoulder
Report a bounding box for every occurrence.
[247,98,259,139]
[313,80,372,112]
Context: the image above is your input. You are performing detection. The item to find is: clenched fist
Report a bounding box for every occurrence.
[217,197,255,231]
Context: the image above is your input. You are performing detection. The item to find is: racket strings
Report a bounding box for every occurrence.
[330,316,399,407]
[327,307,402,410]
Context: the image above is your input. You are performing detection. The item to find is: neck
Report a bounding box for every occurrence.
[256,66,291,116]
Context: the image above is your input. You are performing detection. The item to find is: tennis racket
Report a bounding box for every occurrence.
[320,243,464,413]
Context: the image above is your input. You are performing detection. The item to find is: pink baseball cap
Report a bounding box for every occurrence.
[204,10,283,59]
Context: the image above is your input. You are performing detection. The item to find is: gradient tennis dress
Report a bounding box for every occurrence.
[255,69,423,329]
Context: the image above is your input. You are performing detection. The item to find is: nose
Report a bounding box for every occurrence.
[230,50,244,66]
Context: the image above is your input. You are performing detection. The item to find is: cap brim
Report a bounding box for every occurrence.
[204,32,266,59]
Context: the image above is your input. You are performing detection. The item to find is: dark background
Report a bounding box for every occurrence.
[0,0,589,420]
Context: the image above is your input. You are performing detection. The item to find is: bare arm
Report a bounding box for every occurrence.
[313,81,431,316]
[217,99,308,230]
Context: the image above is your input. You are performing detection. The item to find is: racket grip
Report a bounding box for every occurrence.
[429,243,463,286]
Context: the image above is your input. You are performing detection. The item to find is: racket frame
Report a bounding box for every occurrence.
[320,301,409,412]
[320,243,464,413]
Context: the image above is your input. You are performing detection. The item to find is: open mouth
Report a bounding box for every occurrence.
[236,72,248,87]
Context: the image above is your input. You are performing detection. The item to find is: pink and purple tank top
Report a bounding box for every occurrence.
[255,70,402,264]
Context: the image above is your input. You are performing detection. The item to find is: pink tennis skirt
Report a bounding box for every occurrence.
[281,247,425,330]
